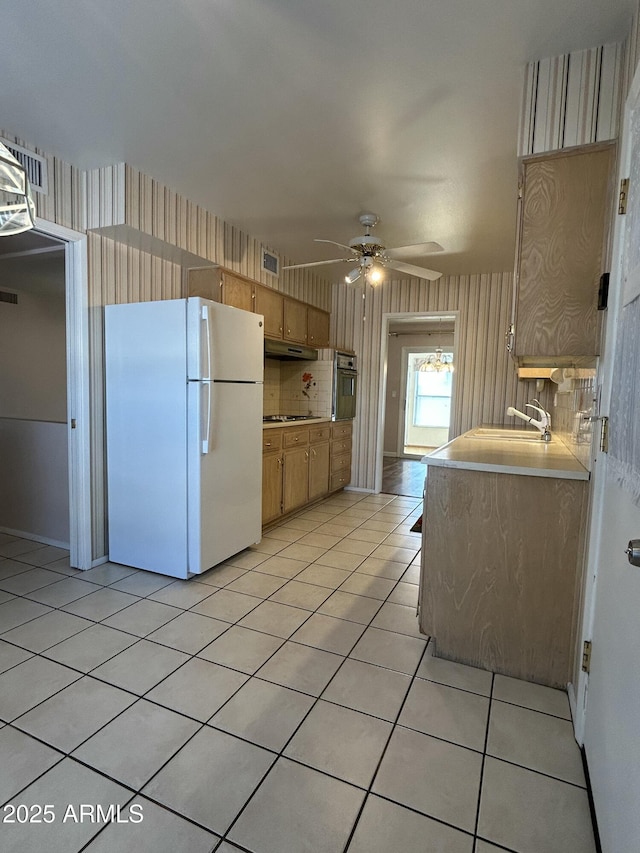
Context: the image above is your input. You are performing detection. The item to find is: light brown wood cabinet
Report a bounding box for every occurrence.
[220,272,254,312]
[254,285,284,339]
[262,421,351,527]
[511,143,615,361]
[187,267,330,347]
[308,427,330,501]
[262,451,284,525]
[419,465,588,688]
[307,306,331,348]
[329,422,352,492]
[262,430,283,525]
[283,299,308,344]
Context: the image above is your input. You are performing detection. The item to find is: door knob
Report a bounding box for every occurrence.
[624,539,640,567]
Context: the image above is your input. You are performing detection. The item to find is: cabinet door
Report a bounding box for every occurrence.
[187,267,222,302]
[255,285,284,339]
[262,453,283,524]
[284,299,308,343]
[514,145,614,358]
[308,442,330,501]
[283,446,309,513]
[221,273,254,312]
[307,307,330,348]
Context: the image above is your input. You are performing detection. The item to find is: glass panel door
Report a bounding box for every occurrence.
[403,351,452,455]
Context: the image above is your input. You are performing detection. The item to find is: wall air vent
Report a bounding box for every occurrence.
[262,249,280,277]
[0,291,18,305]
[0,139,48,195]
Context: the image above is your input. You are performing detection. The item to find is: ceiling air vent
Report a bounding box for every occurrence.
[0,291,18,305]
[0,139,48,195]
[262,249,280,277]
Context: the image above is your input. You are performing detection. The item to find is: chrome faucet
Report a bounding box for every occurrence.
[506,399,552,441]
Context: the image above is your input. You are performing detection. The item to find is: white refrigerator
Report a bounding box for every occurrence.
[105,297,264,578]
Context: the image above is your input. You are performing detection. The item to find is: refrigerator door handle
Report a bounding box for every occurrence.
[201,305,212,381]
[201,381,212,454]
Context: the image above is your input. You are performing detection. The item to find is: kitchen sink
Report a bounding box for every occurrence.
[469,427,548,443]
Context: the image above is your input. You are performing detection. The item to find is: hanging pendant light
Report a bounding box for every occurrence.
[0,142,36,236]
[418,347,454,373]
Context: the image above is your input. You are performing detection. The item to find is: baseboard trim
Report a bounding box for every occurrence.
[0,526,69,550]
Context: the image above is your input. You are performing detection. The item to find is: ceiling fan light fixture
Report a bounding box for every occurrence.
[345,267,361,284]
[367,264,384,284]
[0,142,36,236]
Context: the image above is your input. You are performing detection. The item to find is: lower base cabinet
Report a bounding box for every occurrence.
[262,422,351,527]
[283,445,310,514]
[419,465,587,688]
[262,452,283,526]
[308,442,330,501]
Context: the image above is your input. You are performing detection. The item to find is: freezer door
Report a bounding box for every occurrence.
[187,381,263,573]
[187,297,264,382]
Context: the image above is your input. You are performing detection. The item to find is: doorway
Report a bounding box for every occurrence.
[0,220,91,568]
[377,312,457,495]
[400,347,454,456]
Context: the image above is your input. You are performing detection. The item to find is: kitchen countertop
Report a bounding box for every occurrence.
[263,417,332,430]
[422,425,589,480]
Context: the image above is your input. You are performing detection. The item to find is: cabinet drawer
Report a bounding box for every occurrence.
[309,426,331,443]
[331,451,351,473]
[330,470,351,491]
[283,428,310,448]
[331,437,352,455]
[262,430,283,452]
[331,422,353,440]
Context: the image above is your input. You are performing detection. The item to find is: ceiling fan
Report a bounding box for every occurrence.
[282,212,444,284]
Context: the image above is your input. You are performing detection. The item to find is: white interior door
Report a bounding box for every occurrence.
[580,69,640,852]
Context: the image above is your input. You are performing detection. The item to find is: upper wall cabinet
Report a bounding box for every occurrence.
[254,285,284,339]
[187,267,331,348]
[510,143,615,363]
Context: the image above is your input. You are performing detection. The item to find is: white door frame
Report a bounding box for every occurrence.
[375,311,459,493]
[35,217,92,570]
[571,72,636,740]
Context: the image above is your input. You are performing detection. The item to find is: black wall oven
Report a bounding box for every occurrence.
[333,352,357,420]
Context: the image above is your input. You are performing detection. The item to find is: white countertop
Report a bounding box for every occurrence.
[263,417,331,430]
[423,425,589,480]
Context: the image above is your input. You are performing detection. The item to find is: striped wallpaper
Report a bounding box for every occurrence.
[518,42,623,156]
[332,273,554,492]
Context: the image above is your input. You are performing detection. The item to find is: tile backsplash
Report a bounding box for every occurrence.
[263,358,333,418]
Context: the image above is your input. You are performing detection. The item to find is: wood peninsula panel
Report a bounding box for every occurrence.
[515,144,614,358]
[420,466,587,687]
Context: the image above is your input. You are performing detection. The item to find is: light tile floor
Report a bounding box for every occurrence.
[0,492,597,852]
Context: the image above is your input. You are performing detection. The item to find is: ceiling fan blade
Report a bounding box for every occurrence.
[314,238,359,254]
[385,259,442,281]
[386,241,444,258]
[282,257,352,270]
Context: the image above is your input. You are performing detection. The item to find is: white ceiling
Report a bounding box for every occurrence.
[3,0,635,279]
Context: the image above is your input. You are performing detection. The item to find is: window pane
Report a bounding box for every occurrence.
[412,354,453,429]
[414,396,451,427]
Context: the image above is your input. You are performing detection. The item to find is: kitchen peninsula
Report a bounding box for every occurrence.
[419,427,589,688]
